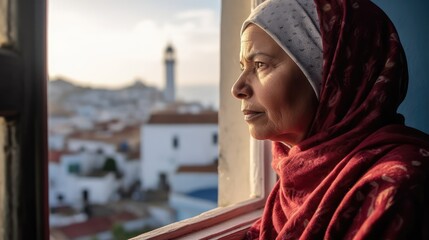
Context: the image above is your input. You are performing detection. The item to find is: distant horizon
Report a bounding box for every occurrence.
[49,75,219,90]
[49,76,219,108]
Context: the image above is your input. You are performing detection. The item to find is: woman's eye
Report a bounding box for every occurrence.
[255,62,266,70]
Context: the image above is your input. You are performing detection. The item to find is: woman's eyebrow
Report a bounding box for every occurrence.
[243,52,274,62]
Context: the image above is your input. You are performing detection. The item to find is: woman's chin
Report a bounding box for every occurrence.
[249,129,270,140]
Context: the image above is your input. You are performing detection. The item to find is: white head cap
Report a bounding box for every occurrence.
[242,0,323,99]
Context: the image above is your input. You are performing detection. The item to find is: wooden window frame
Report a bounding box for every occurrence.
[0,0,49,239]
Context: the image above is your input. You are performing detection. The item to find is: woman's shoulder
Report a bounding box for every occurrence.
[356,144,429,203]
[331,142,429,239]
[356,124,429,183]
[355,142,429,195]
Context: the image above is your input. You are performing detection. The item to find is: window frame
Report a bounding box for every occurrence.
[0,0,49,239]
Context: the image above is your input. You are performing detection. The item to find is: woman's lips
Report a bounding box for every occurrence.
[242,110,264,121]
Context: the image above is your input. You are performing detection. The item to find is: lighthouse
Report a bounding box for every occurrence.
[164,44,176,103]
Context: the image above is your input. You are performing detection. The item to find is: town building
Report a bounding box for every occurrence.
[141,110,218,221]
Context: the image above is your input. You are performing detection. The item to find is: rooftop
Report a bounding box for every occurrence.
[49,150,71,163]
[177,163,218,173]
[147,112,218,124]
[54,211,138,239]
[67,124,140,145]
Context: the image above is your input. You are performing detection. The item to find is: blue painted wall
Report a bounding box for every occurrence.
[372,0,429,134]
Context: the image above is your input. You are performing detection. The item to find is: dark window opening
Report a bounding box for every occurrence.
[212,133,218,145]
[96,148,104,154]
[158,172,170,192]
[172,136,179,149]
[57,194,64,203]
[68,163,80,174]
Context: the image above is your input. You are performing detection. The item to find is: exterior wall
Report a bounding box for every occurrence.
[61,173,118,205]
[170,173,218,193]
[48,134,65,150]
[75,231,111,240]
[122,218,152,232]
[68,139,116,155]
[49,212,87,227]
[61,153,104,176]
[50,150,137,207]
[147,205,176,226]
[121,160,140,190]
[49,116,75,135]
[141,124,218,190]
[70,116,95,130]
[50,153,119,206]
[74,174,119,204]
[48,163,62,207]
[169,192,218,221]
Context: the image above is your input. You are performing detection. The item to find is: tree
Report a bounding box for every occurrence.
[102,157,117,173]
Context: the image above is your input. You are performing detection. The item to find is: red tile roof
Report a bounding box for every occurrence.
[55,211,138,238]
[147,112,218,124]
[177,164,218,173]
[49,150,70,163]
[67,125,140,145]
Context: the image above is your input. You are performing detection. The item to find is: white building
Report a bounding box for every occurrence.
[140,111,218,192]
[49,123,142,210]
[169,165,218,221]
[49,151,119,208]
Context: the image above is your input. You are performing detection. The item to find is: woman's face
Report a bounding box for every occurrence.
[231,24,318,146]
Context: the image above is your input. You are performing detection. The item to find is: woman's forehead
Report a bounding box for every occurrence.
[241,24,264,41]
[240,25,281,57]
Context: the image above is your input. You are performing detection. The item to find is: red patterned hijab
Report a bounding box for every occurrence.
[246,0,429,239]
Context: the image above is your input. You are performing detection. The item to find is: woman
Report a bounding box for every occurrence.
[231,0,429,239]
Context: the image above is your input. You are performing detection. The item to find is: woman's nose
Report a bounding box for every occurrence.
[231,72,252,99]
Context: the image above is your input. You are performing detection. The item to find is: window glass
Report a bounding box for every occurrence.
[48,0,220,238]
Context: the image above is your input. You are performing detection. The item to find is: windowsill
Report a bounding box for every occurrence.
[131,197,265,239]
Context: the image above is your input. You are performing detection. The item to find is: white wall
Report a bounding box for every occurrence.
[170,173,217,193]
[49,162,62,207]
[61,153,104,176]
[121,160,140,190]
[147,205,176,226]
[68,139,116,155]
[75,174,119,204]
[141,124,218,191]
[48,134,65,150]
[169,192,217,221]
[60,173,118,205]
[50,153,120,206]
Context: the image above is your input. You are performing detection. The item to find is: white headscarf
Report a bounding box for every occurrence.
[242,0,323,99]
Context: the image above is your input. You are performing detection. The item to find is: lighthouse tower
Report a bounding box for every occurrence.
[164,44,176,103]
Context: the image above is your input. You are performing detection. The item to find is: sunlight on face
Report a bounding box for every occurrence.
[231,24,318,146]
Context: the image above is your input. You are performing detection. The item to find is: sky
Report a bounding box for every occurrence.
[48,0,221,89]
